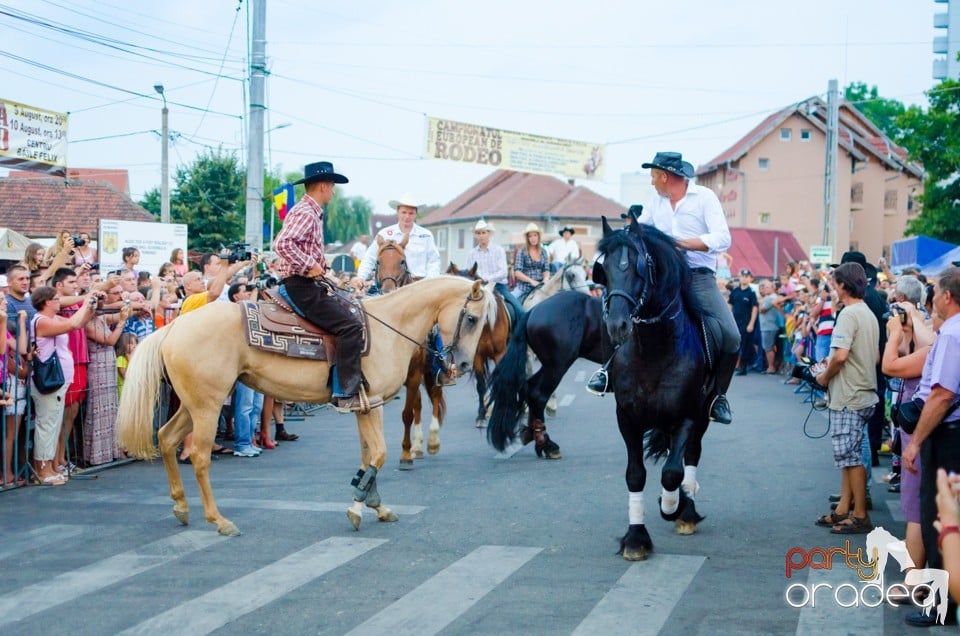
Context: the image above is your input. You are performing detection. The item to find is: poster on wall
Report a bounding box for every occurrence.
[98,219,187,276]
[424,116,605,181]
[0,98,68,176]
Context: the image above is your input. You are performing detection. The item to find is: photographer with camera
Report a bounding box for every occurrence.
[179,253,251,315]
[812,262,879,535]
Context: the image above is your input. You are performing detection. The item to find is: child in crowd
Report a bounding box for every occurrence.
[115,332,138,397]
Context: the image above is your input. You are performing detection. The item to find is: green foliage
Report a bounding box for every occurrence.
[844,82,906,141]
[897,80,960,244]
[324,190,373,245]
[169,147,246,253]
[139,187,161,220]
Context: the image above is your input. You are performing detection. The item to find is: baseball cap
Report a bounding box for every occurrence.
[739,269,752,277]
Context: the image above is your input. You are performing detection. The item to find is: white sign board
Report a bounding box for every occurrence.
[98,219,187,276]
[0,98,68,175]
[809,245,833,265]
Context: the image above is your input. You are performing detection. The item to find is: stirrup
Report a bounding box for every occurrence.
[585,367,609,396]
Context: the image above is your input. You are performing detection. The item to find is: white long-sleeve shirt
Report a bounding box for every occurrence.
[356,223,441,280]
[638,183,731,271]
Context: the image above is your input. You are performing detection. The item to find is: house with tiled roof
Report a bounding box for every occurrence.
[0,176,154,240]
[420,169,625,268]
[695,96,924,264]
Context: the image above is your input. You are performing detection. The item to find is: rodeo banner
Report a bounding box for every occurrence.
[98,219,188,276]
[424,117,605,181]
[0,98,68,176]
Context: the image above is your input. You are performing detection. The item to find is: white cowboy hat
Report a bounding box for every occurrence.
[523,222,542,236]
[473,219,495,233]
[388,193,420,210]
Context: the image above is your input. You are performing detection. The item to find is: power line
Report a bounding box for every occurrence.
[71,130,156,143]
[269,108,419,157]
[190,0,244,138]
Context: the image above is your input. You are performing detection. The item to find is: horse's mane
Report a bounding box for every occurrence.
[598,224,702,319]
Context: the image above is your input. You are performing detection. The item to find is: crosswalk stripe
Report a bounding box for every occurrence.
[345,545,542,635]
[574,370,586,382]
[0,530,223,628]
[794,555,883,635]
[559,394,575,407]
[572,554,705,636]
[0,524,86,561]
[70,493,426,516]
[119,536,386,635]
[886,499,905,523]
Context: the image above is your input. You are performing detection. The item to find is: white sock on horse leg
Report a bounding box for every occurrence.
[682,466,700,498]
[629,492,644,525]
[660,488,679,515]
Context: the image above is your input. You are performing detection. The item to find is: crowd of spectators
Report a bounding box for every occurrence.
[1,234,303,489]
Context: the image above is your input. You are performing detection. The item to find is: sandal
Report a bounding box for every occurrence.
[212,446,233,455]
[831,515,873,534]
[815,511,848,527]
[38,474,66,486]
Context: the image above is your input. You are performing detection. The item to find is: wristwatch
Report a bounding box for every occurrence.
[938,524,960,551]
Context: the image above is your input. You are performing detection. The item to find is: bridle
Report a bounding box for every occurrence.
[601,234,680,326]
[558,259,592,292]
[375,243,411,291]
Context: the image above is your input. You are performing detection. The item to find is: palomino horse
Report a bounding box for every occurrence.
[118,277,497,535]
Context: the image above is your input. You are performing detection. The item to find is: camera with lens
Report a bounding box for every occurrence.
[225,241,252,264]
[791,356,829,390]
[882,305,908,325]
[256,273,281,290]
[71,235,86,247]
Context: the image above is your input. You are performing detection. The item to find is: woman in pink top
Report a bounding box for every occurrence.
[30,286,96,485]
[170,248,188,277]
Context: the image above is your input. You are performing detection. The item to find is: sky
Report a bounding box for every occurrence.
[0,0,943,223]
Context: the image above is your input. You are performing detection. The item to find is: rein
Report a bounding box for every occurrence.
[363,291,476,361]
[375,244,411,290]
[601,239,681,326]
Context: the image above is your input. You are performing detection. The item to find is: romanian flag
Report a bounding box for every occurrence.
[273,183,295,221]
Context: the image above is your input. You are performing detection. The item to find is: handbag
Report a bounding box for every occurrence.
[31,317,65,395]
[895,396,960,435]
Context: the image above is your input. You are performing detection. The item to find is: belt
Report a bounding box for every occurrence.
[690,267,716,276]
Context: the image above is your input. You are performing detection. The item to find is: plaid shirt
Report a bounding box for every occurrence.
[467,242,508,285]
[274,194,325,279]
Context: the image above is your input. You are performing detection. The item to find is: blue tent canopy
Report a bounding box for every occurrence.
[920,245,960,277]
[890,235,958,273]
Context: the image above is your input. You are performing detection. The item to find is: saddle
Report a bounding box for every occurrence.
[240,286,370,361]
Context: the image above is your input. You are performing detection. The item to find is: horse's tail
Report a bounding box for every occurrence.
[646,427,670,461]
[487,311,531,451]
[117,326,168,459]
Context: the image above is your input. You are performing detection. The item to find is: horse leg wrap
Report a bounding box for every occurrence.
[365,477,382,508]
[682,466,700,498]
[532,420,547,446]
[351,466,378,502]
[660,488,679,515]
[629,492,644,525]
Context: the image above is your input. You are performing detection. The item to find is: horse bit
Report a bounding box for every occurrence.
[601,238,679,326]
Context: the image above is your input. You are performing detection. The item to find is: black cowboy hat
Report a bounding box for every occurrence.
[833,251,878,282]
[292,161,349,185]
[641,151,695,179]
[558,226,575,236]
[621,204,643,221]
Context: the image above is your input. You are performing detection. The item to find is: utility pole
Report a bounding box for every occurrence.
[245,0,266,250]
[822,79,839,249]
[154,84,170,223]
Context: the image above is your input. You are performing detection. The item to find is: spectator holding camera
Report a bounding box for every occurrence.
[180,256,250,314]
[813,262,879,535]
[900,267,960,624]
[72,232,96,266]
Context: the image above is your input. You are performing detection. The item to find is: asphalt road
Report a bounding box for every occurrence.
[0,360,952,635]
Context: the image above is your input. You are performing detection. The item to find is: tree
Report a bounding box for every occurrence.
[140,187,161,219]
[897,80,960,244]
[172,147,245,253]
[324,190,373,245]
[844,82,906,141]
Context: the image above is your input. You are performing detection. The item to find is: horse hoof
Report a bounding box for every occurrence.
[676,520,698,535]
[376,507,399,523]
[347,509,362,531]
[399,459,415,471]
[413,450,424,459]
[173,508,189,526]
[427,444,440,455]
[622,547,649,561]
[545,406,557,417]
[218,521,241,537]
[475,418,487,428]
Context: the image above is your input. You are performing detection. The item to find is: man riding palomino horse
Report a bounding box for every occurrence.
[352,193,454,386]
[587,151,739,425]
[273,161,383,414]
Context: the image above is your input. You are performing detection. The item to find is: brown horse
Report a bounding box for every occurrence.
[117,277,497,535]
[373,236,446,469]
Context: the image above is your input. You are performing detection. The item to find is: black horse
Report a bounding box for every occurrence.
[487,291,609,459]
[589,216,711,560]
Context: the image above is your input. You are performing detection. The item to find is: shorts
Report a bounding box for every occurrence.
[761,330,778,352]
[65,364,88,408]
[830,406,874,468]
[3,376,27,417]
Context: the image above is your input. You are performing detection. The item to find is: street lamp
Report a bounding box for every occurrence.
[266,122,292,248]
[154,83,170,224]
